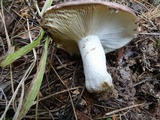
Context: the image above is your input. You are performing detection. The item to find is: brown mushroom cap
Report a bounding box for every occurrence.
[41,1,137,55]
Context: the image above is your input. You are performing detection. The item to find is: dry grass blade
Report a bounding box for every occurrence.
[0,61,36,120]
[0,1,159,120]
[36,0,54,17]
[104,103,146,116]
[139,5,160,33]
[13,18,38,120]
[50,64,78,120]
[0,0,53,67]
[0,0,11,47]
[33,87,82,105]
[16,37,50,119]
[95,103,146,119]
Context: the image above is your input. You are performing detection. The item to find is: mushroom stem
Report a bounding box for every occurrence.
[78,35,113,93]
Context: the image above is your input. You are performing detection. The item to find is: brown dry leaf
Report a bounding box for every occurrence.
[117,48,124,62]
[112,115,118,120]
[83,92,92,116]
[17,29,37,40]
[20,7,32,18]
[76,110,92,120]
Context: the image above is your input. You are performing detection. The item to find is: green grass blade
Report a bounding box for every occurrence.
[1,30,45,67]
[40,0,54,16]
[18,37,50,119]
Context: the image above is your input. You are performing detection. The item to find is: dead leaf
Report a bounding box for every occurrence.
[0,9,17,37]
[76,110,92,120]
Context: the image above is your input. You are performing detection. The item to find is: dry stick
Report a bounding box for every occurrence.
[26,0,37,24]
[0,0,11,47]
[33,87,81,105]
[0,37,6,54]
[13,18,38,120]
[50,62,78,120]
[9,0,15,11]
[104,103,146,116]
[0,0,16,117]
[55,56,74,71]
[11,26,39,40]
[1,0,51,119]
[0,88,8,110]
[0,62,36,120]
[13,80,25,120]
[56,61,76,70]
[35,102,55,120]
[1,1,16,106]
[43,104,55,120]
[34,0,41,17]
[10,65,16,111]
[35,94,40,120]
[0,0,15,94]
[27,18,37,64]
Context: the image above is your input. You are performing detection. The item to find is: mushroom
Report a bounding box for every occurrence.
[41,1,138,99]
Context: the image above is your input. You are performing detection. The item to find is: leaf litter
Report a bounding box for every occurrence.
[0,0,160,120]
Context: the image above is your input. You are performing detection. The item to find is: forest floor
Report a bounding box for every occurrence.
[0,0,160,120]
